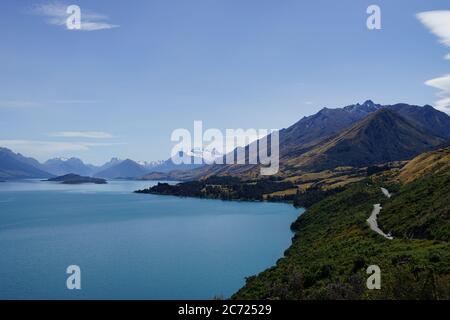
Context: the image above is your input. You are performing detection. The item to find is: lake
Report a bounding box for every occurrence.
[0,180,302,299]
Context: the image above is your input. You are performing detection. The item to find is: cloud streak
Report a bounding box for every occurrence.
[0,140,124,159]
[425,74,450,111]
[30,2,119,31]
[417,11,450,46]
[50,131,115,139]
[417,10,450,113]
[0,100,42,108]
[51,100,101,104]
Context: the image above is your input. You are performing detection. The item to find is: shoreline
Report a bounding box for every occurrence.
[135,189,297,206]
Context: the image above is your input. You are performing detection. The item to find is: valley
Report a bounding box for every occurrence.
[1,100,449,300]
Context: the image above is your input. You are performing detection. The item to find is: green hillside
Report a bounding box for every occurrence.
[378,147,450,241]
[233,149,450,300]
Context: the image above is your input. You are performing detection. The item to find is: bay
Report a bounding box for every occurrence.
[0,180,302,299]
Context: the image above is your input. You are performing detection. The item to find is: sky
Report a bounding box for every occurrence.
[0,0,449,165]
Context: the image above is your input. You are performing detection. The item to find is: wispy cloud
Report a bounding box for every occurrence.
[417,11,450,46]
[0,100,42,108]
[425,74,450,91]
[417,10,450,113]
[51,100,101,104]
[50,131,115,139]
[0,140,124,158]
[30,2,119,31]
[425,74,450,111]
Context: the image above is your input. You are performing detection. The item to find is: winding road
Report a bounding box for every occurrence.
[366,188,394,240]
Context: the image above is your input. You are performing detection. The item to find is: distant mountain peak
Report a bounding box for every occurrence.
[315,100,382,116]
[45,157,83,163]
[42,156,94,176]
[362,99,375,106]
[94,158,147,179]
[293,108,447,171]
[343,100,382,113]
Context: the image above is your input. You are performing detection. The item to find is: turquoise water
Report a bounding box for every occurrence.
[0,180,302,299]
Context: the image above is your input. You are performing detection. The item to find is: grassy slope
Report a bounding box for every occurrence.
[233,178,450,299]
[284,109,446,172]
[379,174,450,241]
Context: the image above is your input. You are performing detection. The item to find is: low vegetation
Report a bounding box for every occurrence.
[233,148,450,299]
[47,173,107,184]
[135,176,295,201]
[233,182,450,300]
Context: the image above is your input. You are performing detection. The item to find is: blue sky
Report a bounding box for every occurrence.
[0,0,449,164]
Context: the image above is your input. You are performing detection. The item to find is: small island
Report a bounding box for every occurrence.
[47,173,107,185]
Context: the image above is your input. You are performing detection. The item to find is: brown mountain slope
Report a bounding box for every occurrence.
[142,102,450,181]
[395,145,450,183]
[284,109,447,172]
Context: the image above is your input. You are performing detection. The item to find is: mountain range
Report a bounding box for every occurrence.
[161,100,450,180]
[281,101,450,171]
[94,159,149,179]
[1,101,449,180]
[283,108,447,172]
[0,149,206,180]
[43,157,97,176]
[0,148,53,179]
